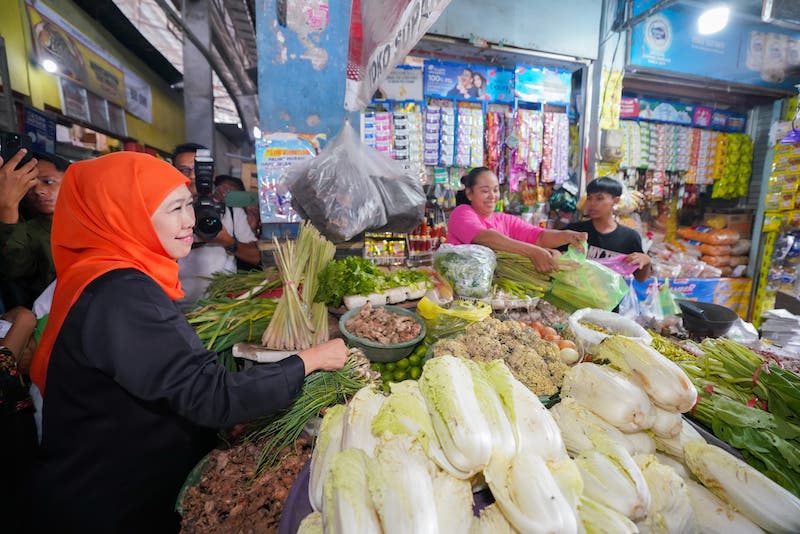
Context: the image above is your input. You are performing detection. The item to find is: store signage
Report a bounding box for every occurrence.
[423,61,515,103]
[107,103,128,137]
[124,69,153,124]
[87,93,110,132]
[629,2,800,91]
[23,107,56,154]
[255,134,317,224]
[345,0,452,111]
[58,78,90,124]
[27,2,126,107]
[619,96,746,133]
[376,66,424,101]
[514,65,572,107]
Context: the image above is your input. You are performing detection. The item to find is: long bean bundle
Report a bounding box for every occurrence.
[186,297,278,352]
[246,349,380,476]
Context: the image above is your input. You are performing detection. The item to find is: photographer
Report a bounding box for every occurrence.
[172,143,260,309]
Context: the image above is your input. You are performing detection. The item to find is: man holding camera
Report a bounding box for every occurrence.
[172,143,260,309]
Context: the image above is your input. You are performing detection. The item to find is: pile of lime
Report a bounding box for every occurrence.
[372,344,428,385]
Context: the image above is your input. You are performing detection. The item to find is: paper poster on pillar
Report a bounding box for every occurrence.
[254,134,318,224]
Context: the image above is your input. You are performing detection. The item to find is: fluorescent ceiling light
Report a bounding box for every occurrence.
[698,6,730,35]
[41,58,58,73]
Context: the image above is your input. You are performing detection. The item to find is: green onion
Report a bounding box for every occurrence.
[186,297,278,352]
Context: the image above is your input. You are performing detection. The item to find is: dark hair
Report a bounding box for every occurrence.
[214,174,245,190]
[172,142,207,162]
[456,166,493,206]
[33,151,71,172]
[586,177,623,198]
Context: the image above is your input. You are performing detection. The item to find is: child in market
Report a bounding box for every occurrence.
[564,177,652,282]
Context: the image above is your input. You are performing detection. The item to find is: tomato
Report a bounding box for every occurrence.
[541,327,558,339]
[544,334,561,342]
[530,321,545,333]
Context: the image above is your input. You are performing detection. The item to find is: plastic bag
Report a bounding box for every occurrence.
[416,296,492,344]
[617,277,641,319]
[676,226,740,246]
[282,121,387,242]
[545,244,629,312]
[594,254,639,276]
[568,308,652,350]
[360,144,425,234]
[433,244,496,298]
[698,243,732,256]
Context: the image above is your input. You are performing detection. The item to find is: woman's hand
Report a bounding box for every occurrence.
[562,230,588,251]
[298,338,348,375]
[527,245,560,273]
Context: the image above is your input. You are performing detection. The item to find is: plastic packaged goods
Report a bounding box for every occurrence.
[700,255,731,267]
[698,243,732,256]
[676,227,740,246]
[433,244,496,299]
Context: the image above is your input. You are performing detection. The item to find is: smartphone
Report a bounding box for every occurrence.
[0,131,34,170]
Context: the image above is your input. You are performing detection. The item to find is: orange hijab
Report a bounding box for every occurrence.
[31,152,189,394]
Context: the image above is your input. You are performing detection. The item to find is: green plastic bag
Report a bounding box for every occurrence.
[544,243,629,312]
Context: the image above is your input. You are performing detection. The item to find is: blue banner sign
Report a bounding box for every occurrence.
[629,2,800,91]
[423,60,515,103]
[514,65,572,106]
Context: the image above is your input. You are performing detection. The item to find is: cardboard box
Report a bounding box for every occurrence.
[240,162,259,192]
[703,212,753,237]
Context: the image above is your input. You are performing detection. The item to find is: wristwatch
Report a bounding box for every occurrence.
[225,237,238,255]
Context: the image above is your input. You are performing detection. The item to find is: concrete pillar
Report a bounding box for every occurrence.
[256,0,353,138]
[182,0,214,149]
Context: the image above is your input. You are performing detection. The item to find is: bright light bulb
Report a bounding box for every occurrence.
[41,58,58,73]
[698,6,730,35]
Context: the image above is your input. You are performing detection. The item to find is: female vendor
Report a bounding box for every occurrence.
[448,167,587,272]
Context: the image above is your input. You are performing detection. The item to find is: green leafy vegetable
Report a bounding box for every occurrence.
[316,256,386,307]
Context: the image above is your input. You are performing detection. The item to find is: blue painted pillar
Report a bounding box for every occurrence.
[256,0,353,139]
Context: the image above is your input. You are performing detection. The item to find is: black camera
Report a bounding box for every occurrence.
[0,131,34,170]
[193,149,225,240]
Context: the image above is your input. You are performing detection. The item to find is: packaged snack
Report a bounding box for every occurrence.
[698,243,732,256]
[701,255,731,267]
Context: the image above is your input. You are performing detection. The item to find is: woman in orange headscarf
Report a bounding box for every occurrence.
[28,152,346,532]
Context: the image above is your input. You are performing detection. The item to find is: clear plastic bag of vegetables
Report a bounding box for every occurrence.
[416,296,492,344]
[545,244,629,312]
[433,244,496,298]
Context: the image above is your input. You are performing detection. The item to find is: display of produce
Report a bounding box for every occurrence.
[433,318,568,396]
[433,243,496,298]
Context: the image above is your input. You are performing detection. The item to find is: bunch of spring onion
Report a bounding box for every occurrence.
[261,222,336,350]
[203,267,280,300]
[186,296,278,353]
[245,348,380,477]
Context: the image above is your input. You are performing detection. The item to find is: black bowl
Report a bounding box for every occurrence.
[678,299,738,338]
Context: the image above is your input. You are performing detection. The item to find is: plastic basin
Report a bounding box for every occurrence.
[338,305,426,363]
[678,299,738,338]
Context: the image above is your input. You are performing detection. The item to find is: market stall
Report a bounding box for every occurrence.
[175,221,800,533]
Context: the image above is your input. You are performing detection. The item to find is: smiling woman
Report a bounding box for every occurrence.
[27,152,348,532]
[447,167,587,273]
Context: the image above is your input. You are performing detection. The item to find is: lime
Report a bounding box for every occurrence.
[393,369,407,381]
[385,362,396,371]
[409,366,422,380]
[408,353,421,366]
[396,358,410,370]
[372,362,385,373]
[381,371,392,382]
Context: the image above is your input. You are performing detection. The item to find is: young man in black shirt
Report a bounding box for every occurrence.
[564,177,652,282]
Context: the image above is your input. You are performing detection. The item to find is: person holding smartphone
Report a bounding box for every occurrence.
[0,149,70,308]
